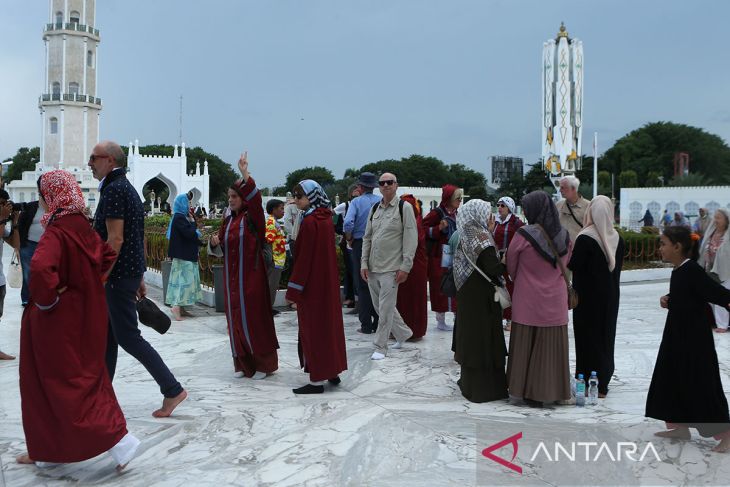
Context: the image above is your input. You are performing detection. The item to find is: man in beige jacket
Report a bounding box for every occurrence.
[361,172,418,360]
[555,176,591,242]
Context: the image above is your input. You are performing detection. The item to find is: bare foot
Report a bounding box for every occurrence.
[171,306,183,321]
[0,351,16,360]
[16,453,34,464]
[654,428,691,440]
[152,389,187,418]
[712,437,730,453]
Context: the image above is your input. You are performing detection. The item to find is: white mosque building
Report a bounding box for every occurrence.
[7,0,209,212]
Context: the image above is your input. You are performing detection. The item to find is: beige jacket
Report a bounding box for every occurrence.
[556,196,591,242]
[361,197,418,273]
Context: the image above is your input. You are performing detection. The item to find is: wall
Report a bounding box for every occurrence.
[619,186,730,230]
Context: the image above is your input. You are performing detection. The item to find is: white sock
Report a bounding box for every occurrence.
[435,312,446,325]
[109,433,140,467]
[310,380,326,386]
[392,341,403,349]
[251,371,267,380]
[371,351,385,360]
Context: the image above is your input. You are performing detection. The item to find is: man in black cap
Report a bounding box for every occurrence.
[343,173,382,333]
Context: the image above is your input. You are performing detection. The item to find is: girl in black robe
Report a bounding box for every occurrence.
[646,226,730,453]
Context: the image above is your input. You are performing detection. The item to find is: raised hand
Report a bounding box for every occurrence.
[210,235,220,248]
[238,151,249,182]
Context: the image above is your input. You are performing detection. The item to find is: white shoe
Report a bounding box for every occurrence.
[392,341,403,350]
[251,371,267,380]
[109,433,141,471]
[371,352,385,360]
[436,322,453,331]
[233,371,244,378]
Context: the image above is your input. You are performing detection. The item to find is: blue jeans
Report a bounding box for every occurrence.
[20,241,38,305]
[105,276,183,398]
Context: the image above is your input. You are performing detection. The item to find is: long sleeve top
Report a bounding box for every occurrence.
[361,198,418,273]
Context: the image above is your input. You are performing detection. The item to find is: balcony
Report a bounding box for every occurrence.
[40,93,102,107]
[44,22,100,39]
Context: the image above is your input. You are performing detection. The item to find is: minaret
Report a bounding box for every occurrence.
[542,22,583,188]
[40,0,101,169]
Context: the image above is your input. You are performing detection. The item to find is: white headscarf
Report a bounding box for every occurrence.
[454,199,494,290]
[578,195,620,271]
[699,208,730,282]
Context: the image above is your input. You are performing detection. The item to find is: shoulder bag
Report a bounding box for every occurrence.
[461,245,511,309]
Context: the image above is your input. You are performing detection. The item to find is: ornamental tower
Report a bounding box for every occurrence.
[40,0,101,169]
[542,22,583,188]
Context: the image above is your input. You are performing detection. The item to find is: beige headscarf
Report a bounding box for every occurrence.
[578,195,620,271]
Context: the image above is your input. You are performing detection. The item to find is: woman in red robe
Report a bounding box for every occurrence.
[17,170,139,471]
[285,179,348,394]
[423,184,462,330]
[209,154,279,379]
[489,196,524,331]
[397,194,428,339]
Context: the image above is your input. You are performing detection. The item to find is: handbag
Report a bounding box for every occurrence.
[440,267,457,298]
[461,246,512,309]
[535,224,579,310]
[7,251,22,289]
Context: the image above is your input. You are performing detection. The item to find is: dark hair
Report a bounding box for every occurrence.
[662,226,699,261]
[266,199,284,214]
[0,189,9,201]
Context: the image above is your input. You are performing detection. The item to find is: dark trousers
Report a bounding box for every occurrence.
[20,241,38,305]
[105,276,183,398]
[341,244,355,301]
[351,239,378,332]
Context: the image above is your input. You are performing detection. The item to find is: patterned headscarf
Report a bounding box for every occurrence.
[298,179,331,216]
[496,196,516,224]
[453,199,494,290]
[38,170,86,227]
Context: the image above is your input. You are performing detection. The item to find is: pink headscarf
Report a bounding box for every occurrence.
[39,170,86,227]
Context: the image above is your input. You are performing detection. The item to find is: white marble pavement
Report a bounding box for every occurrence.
[1,253,729,486]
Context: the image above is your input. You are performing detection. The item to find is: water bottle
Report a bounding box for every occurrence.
[588,371,599,406]
[575,374,585,407]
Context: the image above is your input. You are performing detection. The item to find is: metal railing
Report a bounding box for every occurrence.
[45,22,99,36]
[145,230,221,288]
[40,93,101,106]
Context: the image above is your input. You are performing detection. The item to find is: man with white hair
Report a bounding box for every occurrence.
[556,176,591,242]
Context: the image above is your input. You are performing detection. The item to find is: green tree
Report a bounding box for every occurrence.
[618,170,638,188]
[601,122,730,186]
[3,147,40,184]
[645,171,663,187]
[284,166,336,192]
[669,173,708,187]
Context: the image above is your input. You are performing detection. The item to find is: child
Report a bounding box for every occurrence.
[264,199,287,315]
[646,226,730,452]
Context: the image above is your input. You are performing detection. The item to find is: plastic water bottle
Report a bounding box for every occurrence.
[588,371,599,406]
[576,374,585,407]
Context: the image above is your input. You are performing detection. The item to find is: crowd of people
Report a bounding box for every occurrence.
[2,146,730,473]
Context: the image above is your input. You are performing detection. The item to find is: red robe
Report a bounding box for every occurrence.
[493,214,525,321]
[396,195,428,338]
[285,207,347,382]
[19,214,127,463]
[423,187,458,313]
[219,177,279,376]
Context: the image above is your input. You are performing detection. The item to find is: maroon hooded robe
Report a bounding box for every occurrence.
[396,195,428,338]
[219,177,279,376]
[423,185,459,314]
[285,207,347,382]
[20,214,127,462]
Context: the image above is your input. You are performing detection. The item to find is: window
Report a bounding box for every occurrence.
[69,82,79,95]
[70,11,80,24]
[31,192,36,201]
[19,192,25,203]
[684,201,699,218]
[52,81,61,95]
[87,50,94,68]
[50,117,58,134]
[629,201,643,231]
[706,201,720,215]
[55,11,63,25]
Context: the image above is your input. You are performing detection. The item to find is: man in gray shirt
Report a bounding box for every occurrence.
[361,173,418,360]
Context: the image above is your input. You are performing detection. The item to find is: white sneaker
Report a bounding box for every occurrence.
[370,352,385,360]
[251,371,267,380]
[392,341,403,350]
[233,371,244,378]
[436,322,453,331]
[109,433,141,471]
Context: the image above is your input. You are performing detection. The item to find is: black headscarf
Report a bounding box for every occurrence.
[516,191,570,266]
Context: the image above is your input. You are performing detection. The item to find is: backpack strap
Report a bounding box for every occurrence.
[370,200,405,226]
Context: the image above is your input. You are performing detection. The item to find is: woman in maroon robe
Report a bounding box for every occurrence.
[423,184,462,330]
[397,194,428,339]
[286,179,348,394]
[18,170,139,471]
[209,154,279,379]
[489,196,524,331]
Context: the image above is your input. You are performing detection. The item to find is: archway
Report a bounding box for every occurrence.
[143,173,178,214]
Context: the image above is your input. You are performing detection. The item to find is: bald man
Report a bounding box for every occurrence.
[89,141,187,417]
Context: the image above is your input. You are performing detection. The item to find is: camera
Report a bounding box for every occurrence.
[11,202,24,212]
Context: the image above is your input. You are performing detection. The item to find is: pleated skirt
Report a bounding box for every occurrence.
[506,322,571,403]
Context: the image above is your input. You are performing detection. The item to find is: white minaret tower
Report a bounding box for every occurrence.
[40,0,101,169]
[542,22,583,189]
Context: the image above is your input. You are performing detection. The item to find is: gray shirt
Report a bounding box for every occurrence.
[361,197,418,273]
[27,206,46,243]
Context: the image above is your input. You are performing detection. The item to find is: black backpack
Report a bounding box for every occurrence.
[369,200,405,224]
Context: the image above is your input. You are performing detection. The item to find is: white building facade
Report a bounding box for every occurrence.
[620,186,730,231]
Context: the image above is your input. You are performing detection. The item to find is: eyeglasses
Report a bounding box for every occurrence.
[88,154,109,162]
[378,180,395,186]
[293,193,305,200]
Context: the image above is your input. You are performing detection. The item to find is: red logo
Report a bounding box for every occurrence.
[482,432,522,474]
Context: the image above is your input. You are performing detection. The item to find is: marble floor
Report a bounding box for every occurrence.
[1,264,729,486]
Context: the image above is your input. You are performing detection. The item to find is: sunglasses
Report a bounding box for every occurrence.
[293,193,305,200]
[497,203,508,208]
[378,180,395,186]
